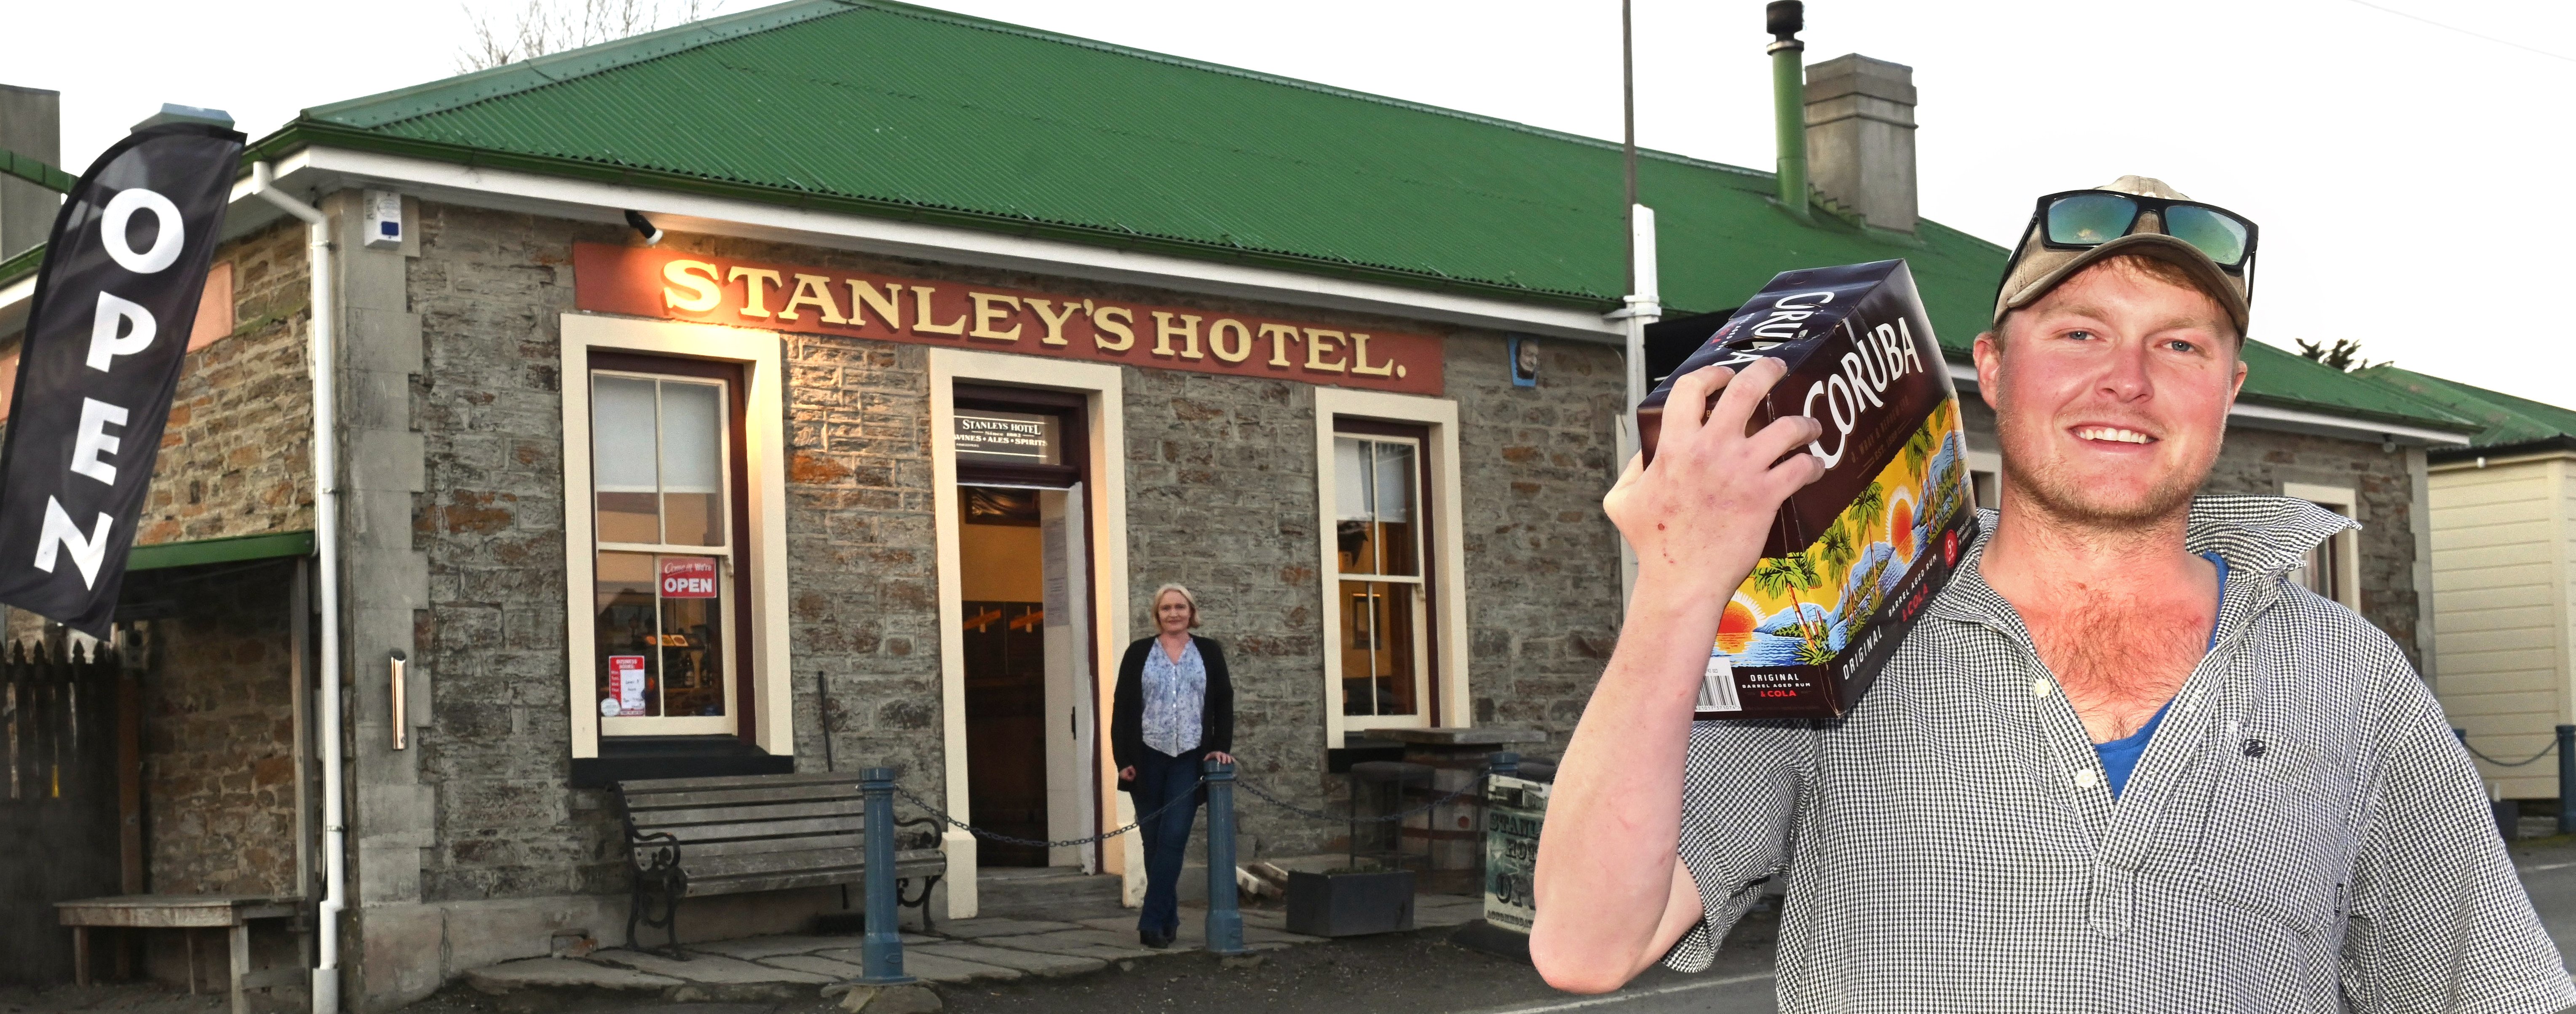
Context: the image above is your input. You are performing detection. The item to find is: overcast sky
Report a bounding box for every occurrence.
[13,0,2574,407]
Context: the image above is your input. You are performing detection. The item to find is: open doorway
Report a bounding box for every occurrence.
[954,386,1098,872]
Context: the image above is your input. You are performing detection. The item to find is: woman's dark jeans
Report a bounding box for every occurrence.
[1131,746,1206,939]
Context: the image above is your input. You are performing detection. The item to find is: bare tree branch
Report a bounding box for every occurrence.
[457,0,711,72]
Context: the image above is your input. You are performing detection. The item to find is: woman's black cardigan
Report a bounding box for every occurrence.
[1110,634,1235,787]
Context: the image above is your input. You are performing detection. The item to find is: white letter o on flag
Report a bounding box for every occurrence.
[101,188,184,274]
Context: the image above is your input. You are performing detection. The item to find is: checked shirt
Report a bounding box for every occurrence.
[1664,497,2575,1012]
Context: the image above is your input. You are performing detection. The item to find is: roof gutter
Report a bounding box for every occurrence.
[2428,434,2576,465]
[241,122,1626,315]
[238,139,1633,342]
[245,161,344,1014]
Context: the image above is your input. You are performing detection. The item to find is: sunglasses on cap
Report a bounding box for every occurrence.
[2014,189,2260,288]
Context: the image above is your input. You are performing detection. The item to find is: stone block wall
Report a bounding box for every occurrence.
[1450,333,1625,748]
[406,204,620,902]
[124,559,300,896]
[1119,366,1325,855]
[136,219,316,544]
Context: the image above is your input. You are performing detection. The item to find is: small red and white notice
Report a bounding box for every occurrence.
[610,655,648,716]
[660,556,719,599]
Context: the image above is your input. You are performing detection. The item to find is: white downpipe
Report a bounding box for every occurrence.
[250,162,342,1014]
[1615,204,1660,606]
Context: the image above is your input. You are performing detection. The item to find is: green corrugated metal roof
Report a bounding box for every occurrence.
[2352,366,2576,455]
[204,0,2452,433]
[2228,342,2478,433]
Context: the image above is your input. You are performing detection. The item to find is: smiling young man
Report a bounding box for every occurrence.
[1530,177,2576,1011]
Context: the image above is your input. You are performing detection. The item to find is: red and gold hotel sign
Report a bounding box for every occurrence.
[572,244,1443,395]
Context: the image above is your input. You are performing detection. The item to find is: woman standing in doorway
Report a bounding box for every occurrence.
[1112,583,1236,948]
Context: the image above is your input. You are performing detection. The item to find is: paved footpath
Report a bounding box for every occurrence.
[29,837,2576,1014]
[421,888,1779,1014]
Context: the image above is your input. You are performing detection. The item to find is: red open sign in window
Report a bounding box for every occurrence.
[660,556,720,599]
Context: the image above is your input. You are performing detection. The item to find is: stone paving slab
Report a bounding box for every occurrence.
[813,948,1022,984]
[933,917,1085,939]
[692,934,868,960]
[757,953,869,979]
[971,928,1160,960]
[913,941,1106,977]
[588,949,834,984]
[465,956,682,993]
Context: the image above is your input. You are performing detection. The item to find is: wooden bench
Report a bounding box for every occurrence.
[56,895,300,1014]
[614,771,946,956]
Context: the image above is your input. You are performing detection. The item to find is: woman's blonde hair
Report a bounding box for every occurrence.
[1151,583,1201,628]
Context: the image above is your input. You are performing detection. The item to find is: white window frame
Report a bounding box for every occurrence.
[2284,481,2363,611]
[591,371,739,736]
[1314,388,1470,745]
[1331,433,1434,730]
[559,314,792,760]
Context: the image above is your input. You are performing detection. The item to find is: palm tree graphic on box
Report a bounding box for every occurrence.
[1750,551,1829,660]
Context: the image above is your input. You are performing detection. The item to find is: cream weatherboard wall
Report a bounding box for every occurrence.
[2429,453,2573,799]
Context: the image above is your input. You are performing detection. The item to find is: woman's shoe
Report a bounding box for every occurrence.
[1141,930,1174,949]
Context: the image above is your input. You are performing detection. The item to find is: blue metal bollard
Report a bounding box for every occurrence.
[1204,759,1249,955]
[858,768,916,984]
[2558,725,2575,836]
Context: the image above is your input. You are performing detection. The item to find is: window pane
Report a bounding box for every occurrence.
[593,376,661,544]
[595,551,660,717]
[1334,438,1371,520]
[1334,438,1376,575]
[660,381,726,547]
[1340,580,1418,717]
[1334,439,1420,577]
[1373,442,1419,576]
[658,555,728,717]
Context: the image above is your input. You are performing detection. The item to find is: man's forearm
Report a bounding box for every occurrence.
[1529,585,1725,992]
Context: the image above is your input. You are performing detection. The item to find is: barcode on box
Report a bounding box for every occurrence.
[1697,656,1741,712]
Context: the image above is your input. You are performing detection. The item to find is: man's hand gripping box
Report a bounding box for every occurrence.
[1637,259,1980,720]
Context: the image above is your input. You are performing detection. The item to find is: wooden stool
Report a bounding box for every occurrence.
[57,896,299,1014]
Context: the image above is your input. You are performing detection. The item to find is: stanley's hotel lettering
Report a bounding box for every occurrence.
[573,243,1444,395]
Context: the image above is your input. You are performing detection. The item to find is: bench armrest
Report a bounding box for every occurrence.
[893,814,943,852]
[629,829,682,871]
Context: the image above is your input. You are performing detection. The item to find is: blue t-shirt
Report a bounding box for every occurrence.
[2093,553,2227,798]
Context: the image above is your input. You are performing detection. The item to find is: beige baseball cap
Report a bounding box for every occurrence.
[1991,175,2253,336]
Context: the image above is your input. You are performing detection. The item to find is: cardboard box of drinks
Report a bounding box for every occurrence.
[1636,259,1979,720]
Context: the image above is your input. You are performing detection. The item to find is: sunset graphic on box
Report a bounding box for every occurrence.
[1712,398,1971,673]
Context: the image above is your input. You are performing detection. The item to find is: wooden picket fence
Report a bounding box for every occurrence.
[3,640,117,803]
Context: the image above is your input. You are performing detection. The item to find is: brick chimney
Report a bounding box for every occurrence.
[1803,55,1916,233]
[0,84,62,262]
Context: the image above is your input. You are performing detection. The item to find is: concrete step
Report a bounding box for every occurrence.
[975,867,1124,920]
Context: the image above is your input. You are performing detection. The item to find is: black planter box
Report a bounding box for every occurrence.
[1285,870,1415,937]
